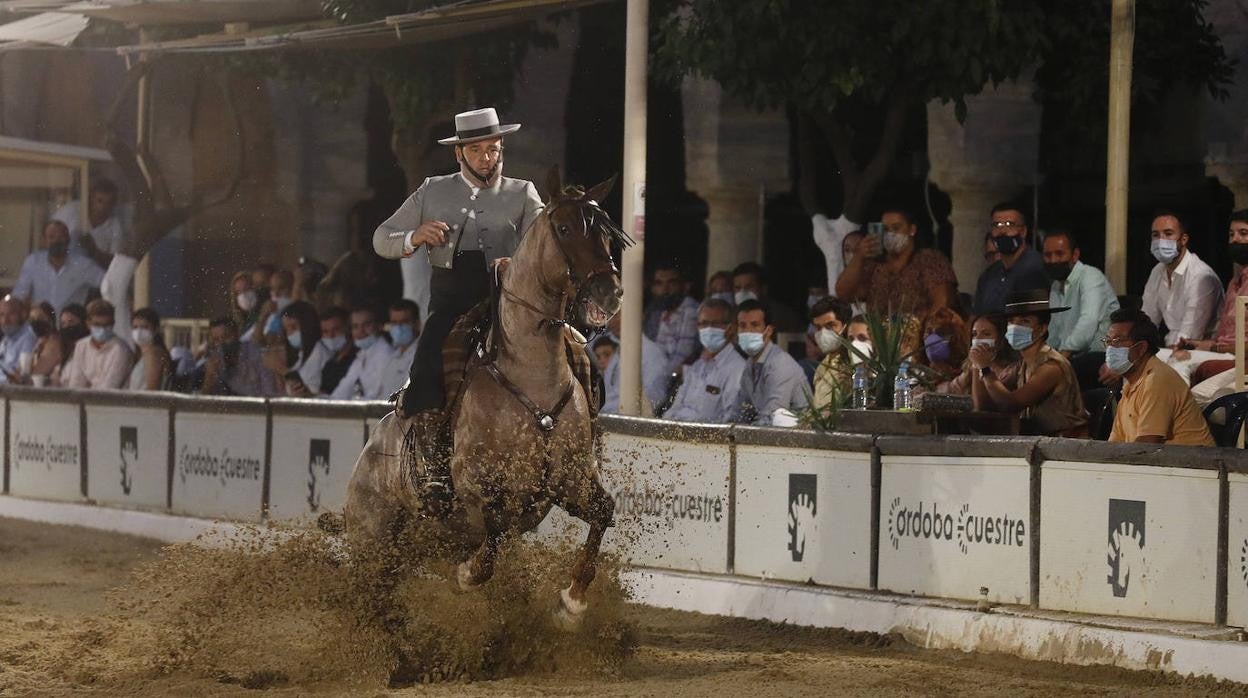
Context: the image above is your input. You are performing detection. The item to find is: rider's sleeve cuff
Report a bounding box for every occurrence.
[403,230,416,256]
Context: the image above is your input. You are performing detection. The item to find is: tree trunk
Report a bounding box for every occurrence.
[806,100,910,225]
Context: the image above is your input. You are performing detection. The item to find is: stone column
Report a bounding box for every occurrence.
[927,79,1041,294]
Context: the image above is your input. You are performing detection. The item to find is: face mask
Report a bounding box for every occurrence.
[883,231,910,255]
[699,326,728,353]
[924,333,951,364]
[355,334,379,351]
[273,295,293,311]
[388,324,415,347]
[48,241,68,258]
[1045,262,1074,282]
[1105,344,1135,375]
[322,335,347,353]
[971,337,996,350]
[815,328,841,354]
[1230,243,1248,266]
[236,290,258,312]
[711,292,735,306]
[287,331,302,350]
[265,313,283,336]
[90,326,113,343]
[992,234,1022,256]
[1005,324,1034,350]
[1150,238,1179,264]
[738,331,766,356]
[849,339,873,365]
[30,319,51,338]
[132,328,154,346]
[734,290,759,306]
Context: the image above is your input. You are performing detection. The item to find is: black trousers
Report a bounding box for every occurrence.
[406,251,490,411]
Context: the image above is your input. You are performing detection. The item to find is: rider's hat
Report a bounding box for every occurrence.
[437,107,521,145]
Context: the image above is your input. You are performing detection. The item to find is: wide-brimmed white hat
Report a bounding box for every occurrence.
[437,107,521,145]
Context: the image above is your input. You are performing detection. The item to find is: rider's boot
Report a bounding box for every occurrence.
[408,408,454,520]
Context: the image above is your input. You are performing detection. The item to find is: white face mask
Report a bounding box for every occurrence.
[273,295,293,311]
[131,327,154,346]
[236,290,257,312]
[849,339,873,365]
[972,337,996,350]
[734,289,759,306]
[815,328,841,354]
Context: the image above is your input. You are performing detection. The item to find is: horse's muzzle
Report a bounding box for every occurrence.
[578,272,623,327]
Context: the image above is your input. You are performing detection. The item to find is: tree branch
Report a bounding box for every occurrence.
[795,111,820,215]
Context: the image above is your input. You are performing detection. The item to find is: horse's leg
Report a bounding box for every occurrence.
[456,500,505,590]
[553,475,614,630]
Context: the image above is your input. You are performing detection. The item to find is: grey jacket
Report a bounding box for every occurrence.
[372,172,544,270]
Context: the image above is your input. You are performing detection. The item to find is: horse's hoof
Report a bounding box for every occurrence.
[456,562,477,592]
[552,584,587,632]
[552,604,582,632]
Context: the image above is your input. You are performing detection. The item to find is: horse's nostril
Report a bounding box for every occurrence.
[614,287,623,298]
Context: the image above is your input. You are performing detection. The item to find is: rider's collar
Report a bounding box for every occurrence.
[459,169,499,192]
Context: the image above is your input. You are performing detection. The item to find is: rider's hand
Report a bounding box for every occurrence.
[410,221,450,251]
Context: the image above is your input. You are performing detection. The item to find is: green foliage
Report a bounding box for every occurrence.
[797,382,842,432]
[838,309,939,410]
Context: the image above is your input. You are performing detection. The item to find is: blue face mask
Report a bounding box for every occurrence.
[1005,324,1034,351]
[1105,344,1135,375]
[699,326,727,353]
[322,335,348,353]
[90,326,113,343]
[924,333,951,364]
[355,334,378,351]
[1150,238,1179,264]
[738,331,766,356]
[287,330,302,350]
[265,313,283,336]
[388,323,415,347]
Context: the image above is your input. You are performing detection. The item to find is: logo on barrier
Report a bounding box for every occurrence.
[177,445,262,485]
[886,496,1025,554]
[12,432,79,470]
[307,439,331,512]
[1107,498,1145,598]
[119,426,137,496]
[787,474,817,562]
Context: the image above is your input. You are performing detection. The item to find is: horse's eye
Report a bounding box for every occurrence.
[558,225,570,237]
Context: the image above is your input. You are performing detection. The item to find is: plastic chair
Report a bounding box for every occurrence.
[1202,392,1248,448]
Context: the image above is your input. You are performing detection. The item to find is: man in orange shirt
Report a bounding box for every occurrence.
[1105,308,1214,446]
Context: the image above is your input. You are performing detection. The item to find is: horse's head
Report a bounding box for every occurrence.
[538,168,632,328]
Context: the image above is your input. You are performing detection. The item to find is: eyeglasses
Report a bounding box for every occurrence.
[1102,335,1138,348]
[991,220,1024,229]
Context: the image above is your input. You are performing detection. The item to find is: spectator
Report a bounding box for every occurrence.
[665,298,748,423]
[229,271,260,341]
[939,314,1022,402]
[921,307,969,380]
[251,263,276,307]
[973,203,1049,315]
[602,312,670,415]
[331,307,396,400]
[1167,210,1248,378]
[286,305,356,397]
[841,230,864,269]
[380,299,421,398]
[592,336,617,374]
[835,206,956,324]
[12,221,105,313]
[63,300,133,389]
[127,308,172,391]
[52,179,126,269]
[59,303,86,331]
[1141,209,1222,347]
[271,301,323,396]
[293,256,329,308]
[1106,308,1214,445]
[28,313,63,386]
[28,301,55,328]
[56,304,89,377]
[1043,229,1120,389]
[812,212,858,299]
[201,318,279,397]
[644,263,700,374]
[967,291,1087,437]
[810,297,856,410]
[257,269,296,341]
[732,262,803,332]
[983,231,1002,268]
[733,299,809,425]
[0,297,37,383]
[705,270,734,305]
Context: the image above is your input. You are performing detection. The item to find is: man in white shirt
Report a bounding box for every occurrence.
[0,297,37,383]
[664,298,748,423]
[331,307,397,400]
[63,300,133,389]
[51,179,128,269]
[1141,210,1223,347]
[379,299,421,398]
[12,221,105,313]
[601,312,671,415]
[643,263,700,375]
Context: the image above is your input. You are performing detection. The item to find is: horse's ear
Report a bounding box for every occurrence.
[586,174,617,204]
[545,166,562,202]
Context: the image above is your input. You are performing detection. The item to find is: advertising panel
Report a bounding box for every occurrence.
[8,400,81,501]
[1228,473,1248,627]
[172,411,267,521]
[85,405,169,510]
[734,445,871,589]
[268,415,364,522]
[1041,461,1218,623]
[878,455,1031,604]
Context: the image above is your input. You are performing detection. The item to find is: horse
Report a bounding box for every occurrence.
[333,170,628,630]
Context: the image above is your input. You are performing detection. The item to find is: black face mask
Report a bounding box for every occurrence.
[1044,262,1074,282]
[48,241,68,258]
[1230,243,1248,266]
[992,234,1022,256]
[30,319,52,338]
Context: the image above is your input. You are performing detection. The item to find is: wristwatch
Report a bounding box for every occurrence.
[979,366,995,379]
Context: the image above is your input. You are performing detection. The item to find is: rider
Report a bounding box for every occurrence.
[372,108,543,499]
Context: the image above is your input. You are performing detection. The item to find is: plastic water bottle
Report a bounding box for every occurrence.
[852,363,869,410]
[893,361,912,411]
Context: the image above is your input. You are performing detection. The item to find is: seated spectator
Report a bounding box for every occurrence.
[835,206,956,324]
[973,203,1049,315]
[967,291,1087,437]
[939,314,1022,401]
[1106,308,1214,445]
[269,301,323,395]
[705,270,734,305]
[1043,229,1120,389]
[1142,209,1222,347]
[229,271,260,341]
[127,308,172,391]
[380,299,421,398]
[257,269,296,341]
[0,297,37,383]
[665,298,748,423]
[283,305,356,397]
[592,336,617,374]
[921,307,969,380]
[12,220,105,313]
[63,299,133,389]
[29,301,55,328]
[810,297,855,409]
[644,262,700,374]
[60,303,86,331]
[330,307,396,400]
[732,262,803,332]
[52,179,125,269]
[28,314,63,386]
[55,304,89,381]
[732,299,809,425]
[201,318,279,397]
[602,312,670,415]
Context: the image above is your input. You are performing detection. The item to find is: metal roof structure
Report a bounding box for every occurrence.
[0,11,87,47]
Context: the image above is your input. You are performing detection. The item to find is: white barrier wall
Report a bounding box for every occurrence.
[734,445,871,589]
[85,405,169,510]
[1041,461,1219,624]
[878,455,1031,604]
[8,399,81,502]
[172,410,267,521]
[1228,473,1248,627]
[268,415,363,523]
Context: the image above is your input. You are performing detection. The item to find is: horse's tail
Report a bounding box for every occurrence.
[317,511,345,534]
